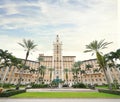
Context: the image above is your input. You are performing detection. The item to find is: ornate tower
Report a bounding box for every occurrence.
[53,35,64,81]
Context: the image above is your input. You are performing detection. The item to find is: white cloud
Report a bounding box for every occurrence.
[0,0,119,61]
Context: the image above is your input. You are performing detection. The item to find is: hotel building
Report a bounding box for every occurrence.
[0,35,120,86]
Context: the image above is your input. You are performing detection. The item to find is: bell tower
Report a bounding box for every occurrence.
[53,35,64,81]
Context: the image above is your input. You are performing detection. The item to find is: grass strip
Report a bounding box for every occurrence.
[11,92,120,98]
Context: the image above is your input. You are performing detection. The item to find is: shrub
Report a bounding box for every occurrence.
[0,89,26,97]
[87,84,95,89]
[31,84,49,88]
[98,89,120,95]
[0,83,13,88]
[62,84,69,87]
[72,83,86,88]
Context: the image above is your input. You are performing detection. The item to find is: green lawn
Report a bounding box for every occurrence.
[96,86,108,89]
[11,92,120,98]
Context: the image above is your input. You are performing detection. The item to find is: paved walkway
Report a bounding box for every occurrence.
[0,99,120,102]
[27,88,98,92]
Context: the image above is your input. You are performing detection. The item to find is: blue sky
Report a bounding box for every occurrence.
[0,0,119,61]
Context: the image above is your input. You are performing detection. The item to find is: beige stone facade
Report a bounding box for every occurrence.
[0,35,120,85]
[39,35,75,84]
[79,59,120,85]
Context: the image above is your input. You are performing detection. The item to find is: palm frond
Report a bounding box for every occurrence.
[18,43,25,48]
[84,50,93,53]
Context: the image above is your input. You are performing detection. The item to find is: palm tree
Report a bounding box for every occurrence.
[30,69,36,74]
[105,51,120,83]
[17,39,37,89]
[36,55,44,83]
[80,69,85,83]
[48,68,54,83]
[75,61,83,83]
[116,49,120,60]
[84,39,112,89]
[37,55,44,65]
[8,57,22,84]
[85,64,93,71]
[76,61,82,69]
[0,49,13,87]
[71,63,80,83]
[93,68,99,73]
[0,49,12,68]
[37,65,46,83]
[18,39,37,65]
[64,68,69,84]
[85,64,93,85]
[40,65,46,80]
[30,68,37,83]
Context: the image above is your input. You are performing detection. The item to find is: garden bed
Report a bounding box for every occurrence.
[98,89,120,95]
[0,89,26,97]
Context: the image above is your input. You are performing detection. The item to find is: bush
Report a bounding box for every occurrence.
[62,84,69,87]
[98,89,120,95]
[31,84,49,88]
[0,83,13,88]
[87,84,95,89]
[0,89,26,97]
[72,83,86,88]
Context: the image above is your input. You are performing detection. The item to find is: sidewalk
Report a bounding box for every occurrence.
[26,88,98,92]
[1,99,120,102]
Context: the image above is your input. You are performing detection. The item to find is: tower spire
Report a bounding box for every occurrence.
[56,34,59,42]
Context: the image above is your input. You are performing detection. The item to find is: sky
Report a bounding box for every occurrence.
[0,0,119,61]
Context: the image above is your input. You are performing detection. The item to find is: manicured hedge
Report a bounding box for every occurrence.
[0,89,26,97]
[62,84,69,87]
[98,89,120,95]
[72,83,86,88]
[31,84,49,88]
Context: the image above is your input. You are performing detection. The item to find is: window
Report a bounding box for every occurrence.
[6,78,8,81]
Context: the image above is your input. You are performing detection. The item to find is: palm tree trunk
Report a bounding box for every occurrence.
[114,61,120,83]
[8,66,16,84]
[106,65,113,83]
[90,74,93,85]
[50,72,52,83]
[16,68,23,90]
[103,68,112,90]
[96,51,112,89]
[36,71,40,84]
[80,75,83,83]
[115,68,120,84]
[24,51,29,65]
[66,73,68,84]
[16,51,29,90]
[1,66,9,87]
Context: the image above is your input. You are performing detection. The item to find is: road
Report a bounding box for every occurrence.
[0,98,120,102]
